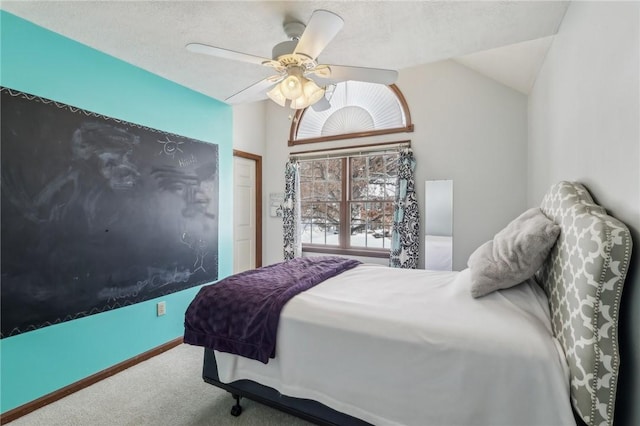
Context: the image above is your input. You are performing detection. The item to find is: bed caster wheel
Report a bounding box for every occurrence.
[230,394,242,417]
[230,404,242,417]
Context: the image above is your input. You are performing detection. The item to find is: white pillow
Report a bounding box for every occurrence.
[467,207,560,298]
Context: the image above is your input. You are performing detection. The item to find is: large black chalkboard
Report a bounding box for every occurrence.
[1,87,219,338]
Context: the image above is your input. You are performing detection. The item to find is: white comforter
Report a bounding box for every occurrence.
[215,265,575,426]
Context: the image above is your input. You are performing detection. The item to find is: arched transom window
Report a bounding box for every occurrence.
[289,82,413,146]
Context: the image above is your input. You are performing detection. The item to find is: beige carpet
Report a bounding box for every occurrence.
[11,344,312,426]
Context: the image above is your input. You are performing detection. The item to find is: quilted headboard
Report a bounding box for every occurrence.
[536,181,632,426]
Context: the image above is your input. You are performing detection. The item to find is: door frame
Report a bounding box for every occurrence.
[233,149,262,268]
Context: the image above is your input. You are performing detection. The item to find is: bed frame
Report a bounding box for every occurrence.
[198,181,632,426]
[202,348,371,425]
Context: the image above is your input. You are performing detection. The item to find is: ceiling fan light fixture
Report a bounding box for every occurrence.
[302,78,325,104]
[266,84,287,107]
[289,80,325,110]
[289,94,309,110]
[280,67,305,99]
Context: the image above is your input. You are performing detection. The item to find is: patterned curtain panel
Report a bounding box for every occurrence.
[389,148,420,268]
[283,161,301,260]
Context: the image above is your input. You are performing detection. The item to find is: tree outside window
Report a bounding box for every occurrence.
[299,152,399,254]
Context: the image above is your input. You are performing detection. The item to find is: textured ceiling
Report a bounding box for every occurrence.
[1,1,569,102]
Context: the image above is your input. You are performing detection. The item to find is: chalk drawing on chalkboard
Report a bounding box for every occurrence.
[181,232,210,274]
[1,86,220,338]
[151,164,217,219]
[157,135,184,158]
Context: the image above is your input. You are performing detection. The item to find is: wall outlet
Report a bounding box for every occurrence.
[157,301,166,316]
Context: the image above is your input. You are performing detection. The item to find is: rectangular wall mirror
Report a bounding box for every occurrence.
[424,180,453,271]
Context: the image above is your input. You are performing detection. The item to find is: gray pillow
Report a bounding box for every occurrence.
[468,207,560,298]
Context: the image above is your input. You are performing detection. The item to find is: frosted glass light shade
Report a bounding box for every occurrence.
[281,75,304,99]
[290,93,310,110]
[303,79,325,105]
[289,79,325,109]
[267,66,326,109]
[267,85,287,107]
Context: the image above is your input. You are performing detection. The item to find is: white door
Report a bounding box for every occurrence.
[233,156,256,273]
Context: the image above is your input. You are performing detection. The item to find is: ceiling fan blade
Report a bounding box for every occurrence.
[186,43,271,66]
[225,77,282,104]
[293,10,344,60]
[316,65,398,85]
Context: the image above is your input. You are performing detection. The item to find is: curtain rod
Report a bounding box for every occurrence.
[289,140,411,161]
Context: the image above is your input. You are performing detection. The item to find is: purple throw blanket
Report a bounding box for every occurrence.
[184,256,361,363]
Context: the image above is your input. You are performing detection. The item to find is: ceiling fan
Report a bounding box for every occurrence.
[186,9,398,111]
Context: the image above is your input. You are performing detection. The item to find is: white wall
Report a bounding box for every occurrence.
[232,101,267,268]
[232,101,267,156]
[261,59,528,270]
[528,2,640,425]
[400,60,527,270]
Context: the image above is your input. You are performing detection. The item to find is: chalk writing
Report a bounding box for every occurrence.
[179,154,197,168]
[99,267,193,303]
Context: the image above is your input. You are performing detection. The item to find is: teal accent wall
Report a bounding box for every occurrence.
[0,11,233,413]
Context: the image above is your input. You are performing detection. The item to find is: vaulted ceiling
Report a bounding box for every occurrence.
[1,1,569,101]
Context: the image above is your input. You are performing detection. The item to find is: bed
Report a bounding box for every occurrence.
[184,181,632,426]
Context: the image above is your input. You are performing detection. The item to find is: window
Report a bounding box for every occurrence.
[289,82,413,146]
[299,150,400,256]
